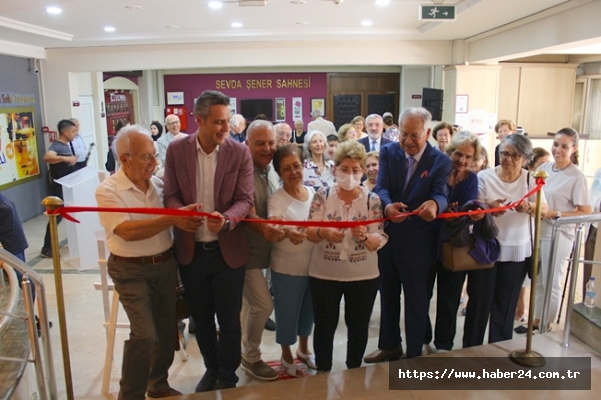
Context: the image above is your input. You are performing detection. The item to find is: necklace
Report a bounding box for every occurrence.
[551,163,569,173]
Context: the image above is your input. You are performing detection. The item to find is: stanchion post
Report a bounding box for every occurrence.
[42,196,74,400]
[510,170,547,368]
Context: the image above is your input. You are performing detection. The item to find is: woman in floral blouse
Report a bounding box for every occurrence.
[305,140,388,374]
[302,130,335,190]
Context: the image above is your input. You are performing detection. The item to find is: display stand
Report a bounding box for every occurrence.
[54,167,104,270]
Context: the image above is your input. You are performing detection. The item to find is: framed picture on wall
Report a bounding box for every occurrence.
[229,97,237,116]
[275,98,285,121]
[311,98,325,116]
[167,91,185,105]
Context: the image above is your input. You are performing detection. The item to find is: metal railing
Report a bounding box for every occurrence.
[540,213,601,348]
[0,249,57,400]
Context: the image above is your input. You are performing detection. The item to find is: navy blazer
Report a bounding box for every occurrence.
[375,141,452,263]
[358,136,392,153]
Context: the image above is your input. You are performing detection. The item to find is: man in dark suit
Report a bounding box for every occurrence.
[163,90,254,392]
[357,114,392,153]
[365,107,452,361]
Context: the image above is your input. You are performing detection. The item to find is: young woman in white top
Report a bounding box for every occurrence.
[465,134,548,348]
[267,144,316,378]
[515,128,591,334]
[305,140,388,373]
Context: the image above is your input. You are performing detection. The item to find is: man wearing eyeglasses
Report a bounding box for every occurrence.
[365,107,452,361]
[157,114,187,166]
[96,126,203,399]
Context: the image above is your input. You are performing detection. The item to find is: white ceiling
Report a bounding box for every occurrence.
[0,0,583,51]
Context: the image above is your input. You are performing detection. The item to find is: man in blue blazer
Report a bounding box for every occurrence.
[365,107,452,360]
[357,114,392,153]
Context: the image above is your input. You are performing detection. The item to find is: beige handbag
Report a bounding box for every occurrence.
[442,236,494,272]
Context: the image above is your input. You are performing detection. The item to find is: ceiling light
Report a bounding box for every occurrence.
[166,25,180,29]
[375,0,390,5]
[125,5,143,10]
[295,21,309,25]
[104,26,116,32]
[46,6,62,14]
[361,20,373,27]
[208,1,223,9]
[290,1,307,4]
[231,22,243,28]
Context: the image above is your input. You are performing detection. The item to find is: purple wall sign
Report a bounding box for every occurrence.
[163,72,327,131]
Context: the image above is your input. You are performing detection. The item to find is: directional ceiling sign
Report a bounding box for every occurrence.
[420,5,456,21]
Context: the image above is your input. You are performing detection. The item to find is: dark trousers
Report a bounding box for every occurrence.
[11,251,35,301]
[463,260,528,348]
[107,254,177,400]
[179,242,245,387]
[424,262,470,351]
[43,184,63,250]
[310,277,378,371]
[378,245,432,358]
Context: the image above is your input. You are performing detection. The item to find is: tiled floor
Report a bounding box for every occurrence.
[14,214,601,399]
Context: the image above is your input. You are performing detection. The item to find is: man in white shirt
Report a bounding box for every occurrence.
[307,109,336,137]
[69,118,88,169]
[357,114,392,153]
[96,126,202,400]
[157,114,186,166]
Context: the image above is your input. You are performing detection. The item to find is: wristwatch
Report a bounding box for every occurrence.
[555,211,562,220]
[221,215,231,232]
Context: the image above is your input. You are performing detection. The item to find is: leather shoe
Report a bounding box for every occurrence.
[195,370,217,393]
[363,347,403,363]
[264,317,276,332]
[146,387,182,398]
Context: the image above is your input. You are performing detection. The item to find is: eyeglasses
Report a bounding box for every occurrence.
[400,131,424,142]
[499,151,522,161]
[125,153,157,163]
[280,164,303,174]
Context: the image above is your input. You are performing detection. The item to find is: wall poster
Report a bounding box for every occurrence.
[292,97,302,121]
[311,98,325,116]
[0,107,41,190]
[275,98,285,122]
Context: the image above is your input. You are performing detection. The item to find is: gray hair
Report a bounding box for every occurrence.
[445,131,482,162]
[246,120,274,142]
[294,119,303,125]
[194,90,230,118]
[500,133,533,162]
[115,125,152,158]
[311,109,323,118]
[399,107,432,126]
[303,130,330,161]
[274,122,292,135]
[229,114,245,129]
[365,114,383,125]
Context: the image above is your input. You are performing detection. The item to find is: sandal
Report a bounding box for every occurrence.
[281,357,304,378]
[296,349,317,369]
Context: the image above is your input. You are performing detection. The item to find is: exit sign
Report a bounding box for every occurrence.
[420,5,456,21]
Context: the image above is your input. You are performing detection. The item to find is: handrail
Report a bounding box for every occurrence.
[0,262,19,332]
[0,249,58,400]
[541,212,601,348]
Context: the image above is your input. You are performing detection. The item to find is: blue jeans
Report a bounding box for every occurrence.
[271,270,314,346]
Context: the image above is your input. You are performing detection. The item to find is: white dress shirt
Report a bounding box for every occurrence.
[195,141,219,242]
[95,169,173,257]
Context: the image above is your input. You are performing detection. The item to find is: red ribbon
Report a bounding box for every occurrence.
[49,177,544,228]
